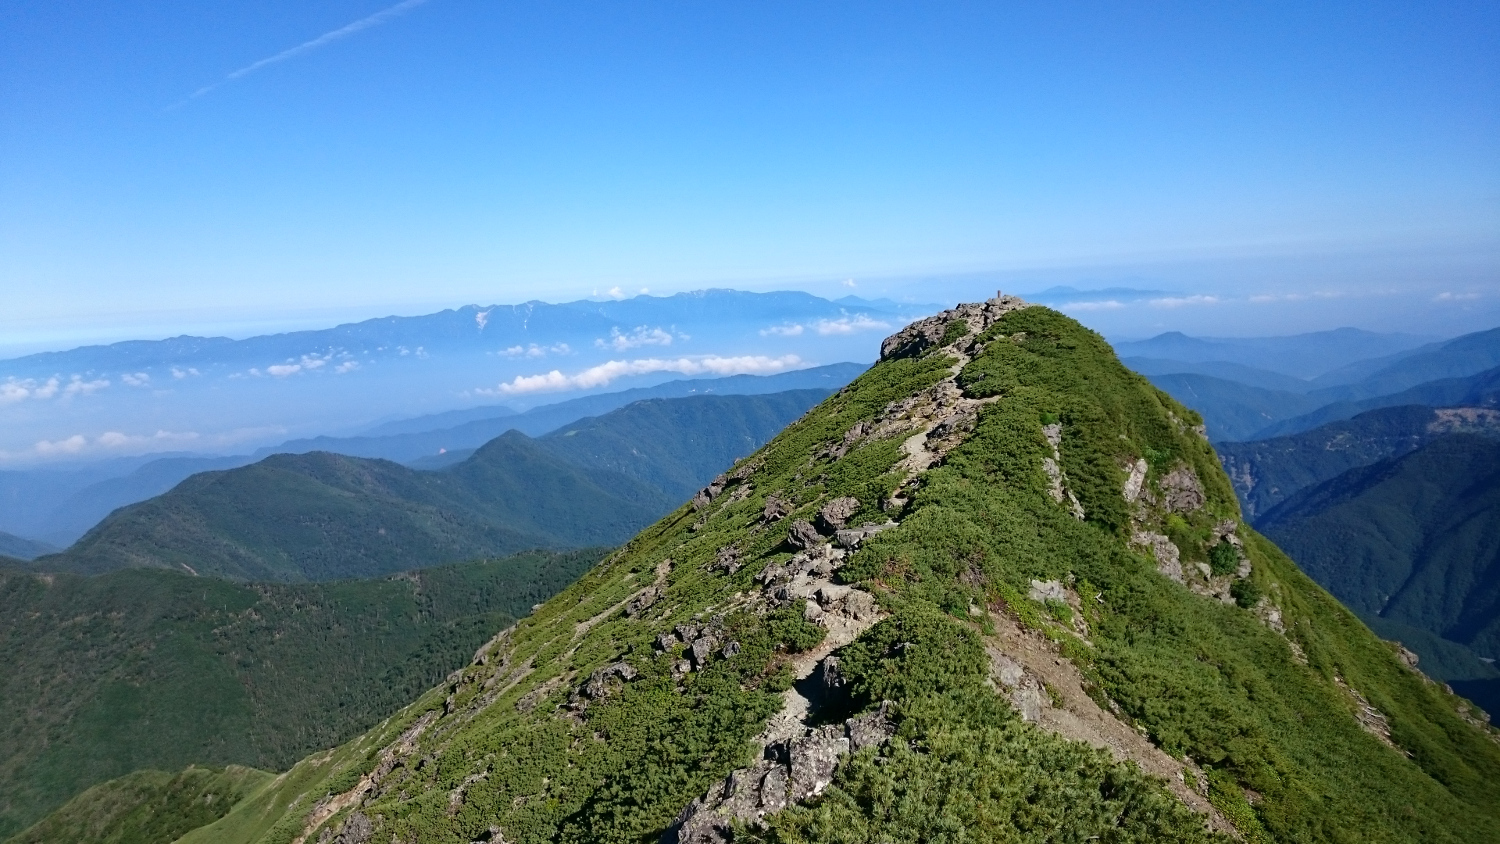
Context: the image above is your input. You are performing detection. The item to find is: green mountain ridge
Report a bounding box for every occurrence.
[0,531,54,561]
[0,550,605,839]
[146,299,1498,844]
[33,390,829,582]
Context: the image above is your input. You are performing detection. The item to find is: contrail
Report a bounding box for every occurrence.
[180,0,435,103]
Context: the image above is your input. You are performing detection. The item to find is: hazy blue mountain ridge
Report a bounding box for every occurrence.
[1113,327,1435,379]
[1255,365,1500,439]
[0,367,864,547]
[1218,404,1500,520]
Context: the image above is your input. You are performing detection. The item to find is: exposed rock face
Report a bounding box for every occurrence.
[1122,458,1149,503]
[817,497,860,531]
[879,294,1029,360]
[835,520,896,549]
[624,586,661,617]
[1133,531,1184,583]
[786,519,824,550]
[1028,579,1068,603]
[662,704,897,844]
[1160,465,1206,513]
[762,493,791,522]
[692,474,730,510]
[318,812,372,844]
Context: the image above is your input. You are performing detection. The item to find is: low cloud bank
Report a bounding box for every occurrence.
[480,354,804,396]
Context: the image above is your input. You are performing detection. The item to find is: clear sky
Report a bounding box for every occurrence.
[2,0,1497,350]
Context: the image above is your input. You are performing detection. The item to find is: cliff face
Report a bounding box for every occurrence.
[181,298,1500,844]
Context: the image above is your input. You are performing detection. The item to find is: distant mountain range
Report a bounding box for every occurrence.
[29,389,830,581]
[0,289,921,464]
[1113,327,1436,380]
[1133,326,1500,441]
[0,364,865,547]
[1219,404,1500,521]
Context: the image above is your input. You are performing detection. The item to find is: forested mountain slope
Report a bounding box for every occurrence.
[31,390,827,582]
[34,440,660,581]
[170,299,1500,844]
[0,550,604,839]
[1258,435,1500,715]
[1218,404,1500,520]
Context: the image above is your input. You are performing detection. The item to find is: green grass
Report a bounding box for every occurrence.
[7,766,272,844]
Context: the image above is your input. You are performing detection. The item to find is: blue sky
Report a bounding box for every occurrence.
[2,0,1497,351]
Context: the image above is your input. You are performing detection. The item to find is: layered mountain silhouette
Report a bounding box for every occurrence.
[32,390,830,582]
[68,298,1493,844]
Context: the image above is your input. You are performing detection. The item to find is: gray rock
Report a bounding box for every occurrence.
[834,520,897,549]
[662,703,897,844]
[690,636,717,668]
[1028,579,1067,603]
[582,662,638,700]
[818,497,861,531]
[1161,465,1206,513]
[787,519,824,550]
[762,494,791,522]
[330,812,373,844]
[624,586,661,617]
[879,294,1030,360]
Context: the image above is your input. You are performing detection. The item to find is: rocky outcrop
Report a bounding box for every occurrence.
[817,497,860,531]
[785,519,824,550]
[1160,465,1206,513]
[662,704,897,844]
[879,294,1030,360]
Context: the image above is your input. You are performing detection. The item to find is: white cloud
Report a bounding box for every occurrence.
[501,343,571,358]
[335,360,359,374]
[33,435,88,456]
[760,313,890,337]
[1436,291,1481,302]
[63,377,110,396]
[842,278,857,288]
[0,375,110,402]
[0,377,58,404]
[1060,300,1126,312]
[121,372,151,387]
[261,352,337,377]
[171,367,200,379]
[760,324,805,337]
[1149,295,1220,309]
[480,354,804,396]
[475,309,491,330]
[596,326,677,351]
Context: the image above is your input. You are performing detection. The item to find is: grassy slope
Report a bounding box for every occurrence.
[9,766,272,844]
[0,549,603,838]
[181,305,1500,844]
[38,438,664,582]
